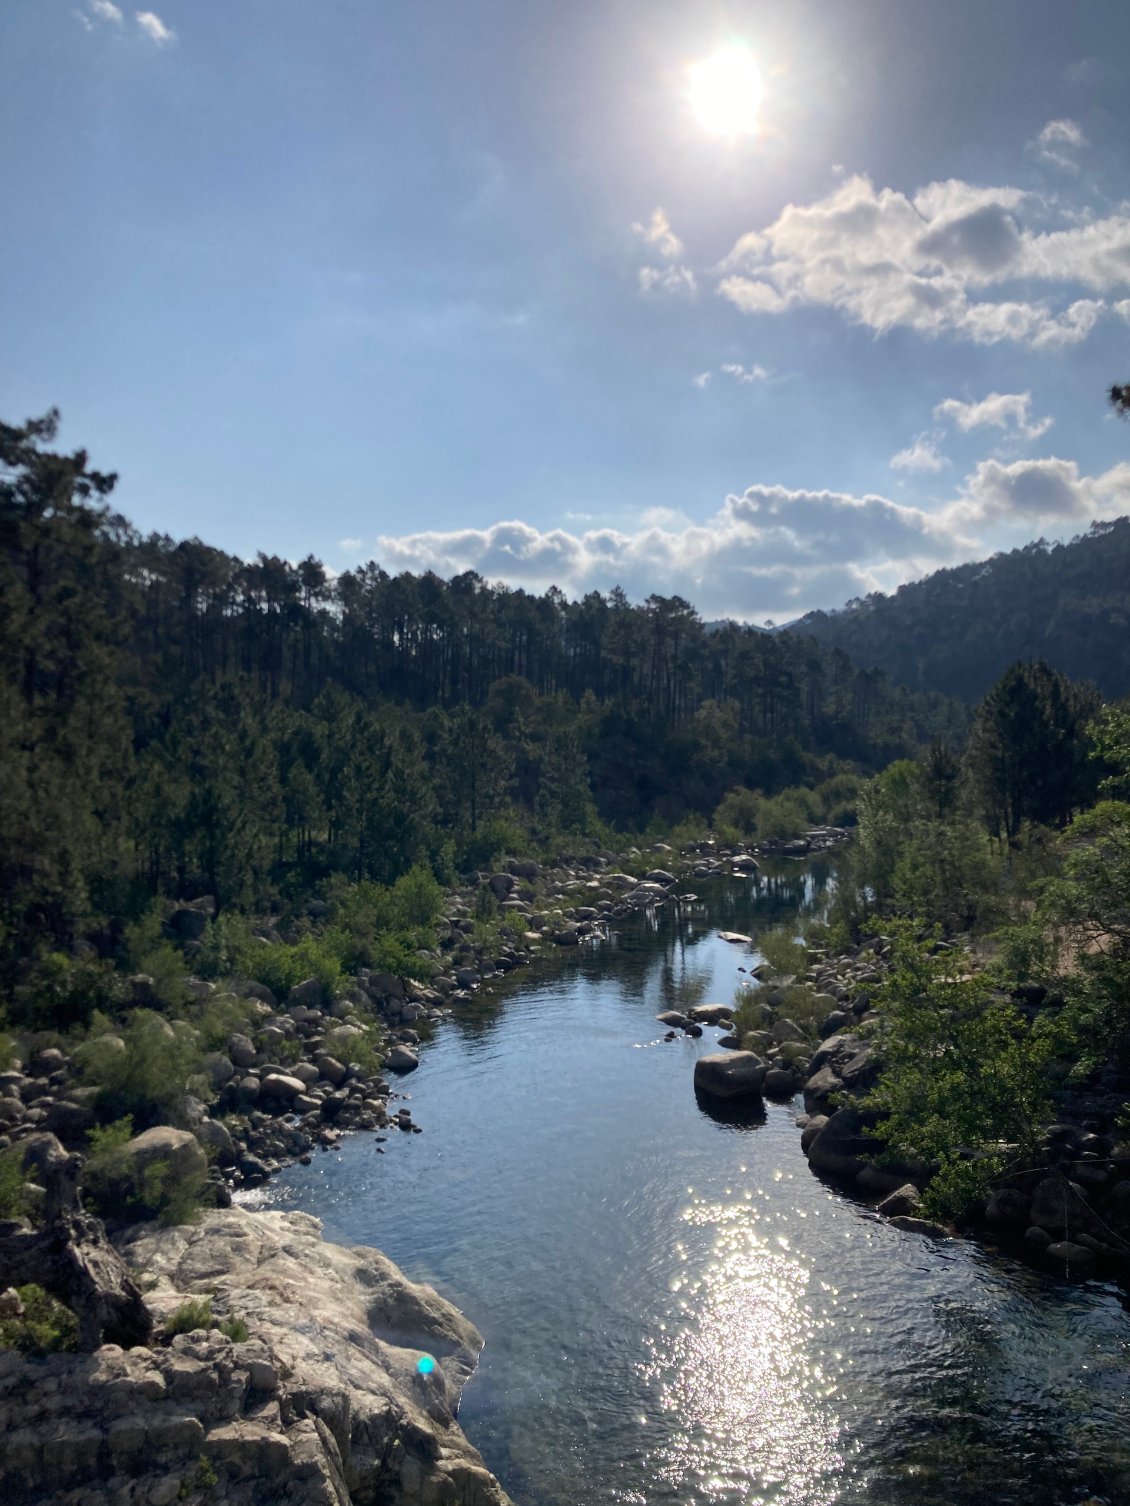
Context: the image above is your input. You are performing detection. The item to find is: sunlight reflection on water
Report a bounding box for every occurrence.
[640,1194,843,1506]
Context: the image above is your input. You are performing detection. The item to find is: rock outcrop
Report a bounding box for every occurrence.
[0,1205,513,1506]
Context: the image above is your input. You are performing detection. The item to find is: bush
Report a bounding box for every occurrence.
[78,1011,203,1127]
[82,1114,208,1226]
[165,1296,213,1336]
[123,906,191,1010]
[756,928,807,978]
[8,952,126,1031]
[0,1284,78,1355]
[0,1145,31,1222]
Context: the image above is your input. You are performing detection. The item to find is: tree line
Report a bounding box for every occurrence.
[798,517,1130,705]
[0,410,964,986]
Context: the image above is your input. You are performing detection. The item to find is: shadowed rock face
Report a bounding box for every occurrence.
[0,1206,514,1506]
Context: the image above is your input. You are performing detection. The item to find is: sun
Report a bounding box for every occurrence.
[688,42,763,138]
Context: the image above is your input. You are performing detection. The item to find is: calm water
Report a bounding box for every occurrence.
[264,862,1130,1506]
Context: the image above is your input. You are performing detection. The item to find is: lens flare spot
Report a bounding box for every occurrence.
[417,1354,436,1375]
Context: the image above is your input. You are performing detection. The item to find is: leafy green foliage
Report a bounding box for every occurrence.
[0,1284,78,1355]
[78,1010,202,1126]
[862,924,1061,1219]
[165,1296,214,1336]
[0,1145,31,1221]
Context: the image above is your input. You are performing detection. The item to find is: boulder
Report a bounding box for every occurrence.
[259,1073,306,1103]
[800,1115,828,1154]
[717,931,752,945]
[805,1106,880,1179]
[314,1054,348,1086]
[168,907,207,941]
[877,1183,922,1218]
[803,1066,843,1114]
[120,1126,207,1190]
[770,1018,806,1045]
[287,977,325,1009]
[193,1117,235,1165]
[693,1052,766,1102]
[1029,1173,1107,1241]
[985,1188,1030,1228]
[369,971,406,1000]
[386,1045,419,1075]
[763,1067,799,1097]
[1045,1240,1096,1275]
[687,1006,738,1030]
[228,1033,258,1069]
[644,869,676,886]
[656,1011,689,1029]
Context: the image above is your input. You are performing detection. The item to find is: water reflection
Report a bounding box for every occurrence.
[267,864,1130,1506]
[643,1195,844,1506]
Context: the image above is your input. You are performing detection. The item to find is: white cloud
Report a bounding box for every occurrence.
[1030,118,1088,171]
[74,10,94,30]
[338,537,365,554]
[136,11,175,44]
[890,434,947,473]
[715,172,1129,347]
[632,207,684,260]
[1115,299,1130,322]
[90,0,123,21]
[639,265,696,297]
[947,457,1130,529]
[692,372,711,389]
[720,362,769,384]
[364,484,969,619]
[934,391,1053,440]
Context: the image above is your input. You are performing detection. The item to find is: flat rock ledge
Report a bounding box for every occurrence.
[0,1205,513,1506]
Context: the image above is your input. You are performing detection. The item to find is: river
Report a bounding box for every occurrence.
[262,861,1130,1506]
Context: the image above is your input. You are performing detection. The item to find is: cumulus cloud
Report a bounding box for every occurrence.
[691,372,711,389]
[715,172,1129,346]
[363,483,971,619]
[890,434,947,473]
[1030,118,1088,171]
[1115,299,1130,323]
[947,457,1130,529]
[934,391,1053,439]
[632,207,684,259]
[720,362,769,384]
[639,265,696,297]
[136,11,175,44]
[90,0,123,21]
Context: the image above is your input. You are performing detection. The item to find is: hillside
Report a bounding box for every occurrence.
[797,518,1130,704]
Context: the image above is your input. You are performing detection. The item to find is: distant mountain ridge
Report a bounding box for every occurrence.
[796,517,1130,704]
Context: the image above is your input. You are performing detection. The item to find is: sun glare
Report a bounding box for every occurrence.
[688,42,763,138]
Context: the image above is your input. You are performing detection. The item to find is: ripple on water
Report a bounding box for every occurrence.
[265,870,1130,1506]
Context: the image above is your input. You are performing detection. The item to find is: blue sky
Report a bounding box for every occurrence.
[2,0,1129,621]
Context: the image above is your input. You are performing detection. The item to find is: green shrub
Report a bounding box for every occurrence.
[217,1315,249,1343]
[756,928,807,978]
[0,1284,78,1355]
[123,907,191,1010]
[83,1113,207,1226]
[0,1146,30,1222]
[165,1296,213,1336]
[190,992,256,1053]
[78,1010,203,1126]
[8,952,126,1031]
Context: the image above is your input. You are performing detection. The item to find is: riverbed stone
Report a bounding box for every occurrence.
[693,1052,766,1102]
[805,1106,879,1180]
[688,1004,734,1026]
[877,1183,922,1218]
[386,1045,419,1074]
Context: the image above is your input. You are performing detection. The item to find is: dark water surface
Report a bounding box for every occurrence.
[263,863,1130,1506]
